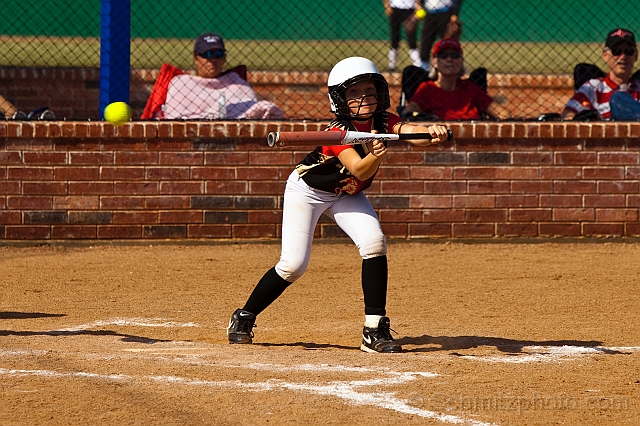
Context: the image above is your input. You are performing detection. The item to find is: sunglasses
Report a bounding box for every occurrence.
[436,51,461,60]
[610,47,636,57]
[198,49,225,59]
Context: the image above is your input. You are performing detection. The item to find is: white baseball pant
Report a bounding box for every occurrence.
[275,170,387,282]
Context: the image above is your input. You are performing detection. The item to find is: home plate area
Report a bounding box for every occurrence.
[1,242,639,424]
[1,317,638,425]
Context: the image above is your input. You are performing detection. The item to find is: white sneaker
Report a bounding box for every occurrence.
[388,48,397,71]
[409,49,422,67]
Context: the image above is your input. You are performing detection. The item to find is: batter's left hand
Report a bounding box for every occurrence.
[427,125,449,144]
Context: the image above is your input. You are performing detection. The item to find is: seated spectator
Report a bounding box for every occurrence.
[403,39,509,120]
[0,93,17,119]
[164,33,284,120]
[562,28,640,121]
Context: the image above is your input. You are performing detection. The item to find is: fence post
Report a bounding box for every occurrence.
[99,0,131,119]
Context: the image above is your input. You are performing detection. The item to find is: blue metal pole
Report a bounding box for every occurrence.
[100,0,131,119]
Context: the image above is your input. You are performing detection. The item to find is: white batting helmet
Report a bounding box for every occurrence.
[327,57,390,118]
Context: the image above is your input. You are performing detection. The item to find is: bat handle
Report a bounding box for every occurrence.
[421,129,454,141]
[397,129,454,141]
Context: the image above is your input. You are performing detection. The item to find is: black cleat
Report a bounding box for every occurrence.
[360,317,402,353]
[227,309,256,344]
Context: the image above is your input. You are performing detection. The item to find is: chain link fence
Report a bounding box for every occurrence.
[1,0,638,121]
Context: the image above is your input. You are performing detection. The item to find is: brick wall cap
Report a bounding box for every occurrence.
[3,120,638,141]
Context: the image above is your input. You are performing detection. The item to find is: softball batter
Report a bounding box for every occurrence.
[227,57,449,353]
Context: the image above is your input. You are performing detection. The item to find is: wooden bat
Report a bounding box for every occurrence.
[267,129,453,147]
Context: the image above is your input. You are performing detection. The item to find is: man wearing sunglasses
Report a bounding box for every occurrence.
[562,28,640,121]
[164,32,284,120]
[193,33,227,79]
[404,38,509,120]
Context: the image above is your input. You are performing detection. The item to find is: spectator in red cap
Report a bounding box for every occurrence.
[562,28,640,121]
[404,38,509,120]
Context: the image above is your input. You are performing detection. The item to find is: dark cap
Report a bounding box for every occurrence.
[194,33,225,54]
[605,28,636,49]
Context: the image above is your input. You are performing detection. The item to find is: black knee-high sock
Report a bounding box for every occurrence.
[362,255,388,316]
[242,267,292,316]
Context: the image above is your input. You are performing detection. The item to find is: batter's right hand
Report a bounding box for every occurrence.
[369,133,387,158]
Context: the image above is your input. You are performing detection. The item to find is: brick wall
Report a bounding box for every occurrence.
[2,66,572,120]
[2,120,640,241]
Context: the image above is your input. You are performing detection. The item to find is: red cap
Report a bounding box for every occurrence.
[433,38,463,56]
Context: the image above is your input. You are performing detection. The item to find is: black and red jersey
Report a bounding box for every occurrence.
[295,112,401,195]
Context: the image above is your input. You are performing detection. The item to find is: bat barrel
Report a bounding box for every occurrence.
[267,131,346,147]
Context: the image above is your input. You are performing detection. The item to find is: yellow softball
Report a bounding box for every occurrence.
[104,102,131,126]
[416,9,427,19]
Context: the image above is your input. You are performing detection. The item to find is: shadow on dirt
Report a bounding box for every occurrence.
[1,311,168,343]
[0,311,67,320]
[0,328,168,344]
[395,335,628,354]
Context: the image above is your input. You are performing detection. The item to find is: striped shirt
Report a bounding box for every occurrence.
[565,75,640,120]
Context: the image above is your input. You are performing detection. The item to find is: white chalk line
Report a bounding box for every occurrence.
[4,343,637,366]
[457,345,640,363]
[0,349,49,357]
[0,366,492,426]
[56,317,199,332]
[5,316,636,366]
[0,368,129,382]
[2,318,637,426]
[2,345,638,426]
[123,344,640,367]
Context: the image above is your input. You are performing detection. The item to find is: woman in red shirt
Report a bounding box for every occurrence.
[405,38,509,120]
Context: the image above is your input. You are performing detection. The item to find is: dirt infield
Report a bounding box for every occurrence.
[1,241,639,425]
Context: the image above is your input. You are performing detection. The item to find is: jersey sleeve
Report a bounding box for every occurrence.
[322,127,351,156]
[387,112,403,131]
[564,83,595,114]
[323,114,401,156]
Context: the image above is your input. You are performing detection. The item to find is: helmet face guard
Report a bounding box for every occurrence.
[327,57,390,119]
[329,73,390,119]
